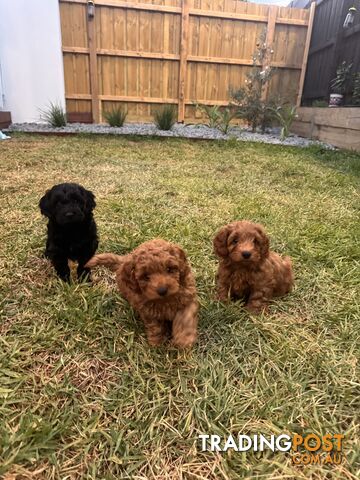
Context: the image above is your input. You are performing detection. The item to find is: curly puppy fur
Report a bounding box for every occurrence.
[86,239,198,348]
[39,183,98,281]
[214,221,293,313]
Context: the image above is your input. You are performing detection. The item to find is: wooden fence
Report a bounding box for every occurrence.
[59,0,314,123]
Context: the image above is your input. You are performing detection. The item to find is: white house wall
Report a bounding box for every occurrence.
[0,0,66,123]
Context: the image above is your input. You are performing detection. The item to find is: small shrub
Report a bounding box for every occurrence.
[312,99,328,107]
[352,72,360,105]
[217,107,237,134]
[330,61,353,95]
[269,105,297,140]
[154,105,177,130]
[196,104,236,133]
[39,102,66,127]
[195,104,221,129]
[103,107,127,127]
[231,30,276,133]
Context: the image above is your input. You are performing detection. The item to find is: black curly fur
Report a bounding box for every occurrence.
[39,183,98,281]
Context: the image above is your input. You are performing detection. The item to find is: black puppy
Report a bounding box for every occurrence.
[39,183,98,281]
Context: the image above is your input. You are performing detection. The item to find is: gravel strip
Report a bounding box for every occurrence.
[7,122,333,148]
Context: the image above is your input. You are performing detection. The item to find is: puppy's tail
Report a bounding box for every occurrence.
[85,253,124,272]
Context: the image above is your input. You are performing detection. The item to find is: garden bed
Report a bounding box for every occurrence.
[7,122,332,148]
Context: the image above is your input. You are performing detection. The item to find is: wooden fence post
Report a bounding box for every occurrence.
[87,1,100,123]
[296,1,316,107]
[262,5,277,102]
[178,0,190,122]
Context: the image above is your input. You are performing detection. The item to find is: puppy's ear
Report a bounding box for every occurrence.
[171,245,190,283]
[171,244,187,263]
[254,224,270,258]
[120,257,141,293]
[39,190,52,218]
[83,188,96,213]
[213,225,232,258]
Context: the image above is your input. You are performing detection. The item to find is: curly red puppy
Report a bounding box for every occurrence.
[86,239,198,348]
[213,221,294,313]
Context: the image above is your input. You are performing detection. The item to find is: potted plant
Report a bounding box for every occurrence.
[329,61,353,107]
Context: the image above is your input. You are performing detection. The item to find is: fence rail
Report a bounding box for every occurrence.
[59,0,314,122]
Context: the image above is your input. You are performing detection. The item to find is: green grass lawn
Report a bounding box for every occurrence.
[0,134,359,479]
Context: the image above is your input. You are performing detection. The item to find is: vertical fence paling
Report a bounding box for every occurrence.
[60,0,313,122]
[297,1,316,107]
[178,0,189,122]
[87,3,100,123]
[262,5,278,102]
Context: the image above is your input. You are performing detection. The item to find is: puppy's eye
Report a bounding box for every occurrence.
[253,238,259,245]
[231,238,238,245]
[142,274,150,281]
[167,266,177,274]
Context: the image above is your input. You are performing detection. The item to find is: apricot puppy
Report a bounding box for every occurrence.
[213,221,293,313]
[86,239,198,347]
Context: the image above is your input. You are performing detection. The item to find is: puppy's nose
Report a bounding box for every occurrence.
[157,286,168,296]
[65,212,74,217]
[242,251,251,259]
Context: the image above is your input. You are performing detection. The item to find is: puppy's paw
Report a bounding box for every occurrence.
[147,336,167,347]
[171,339,196,349]
[171,332,197,349]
